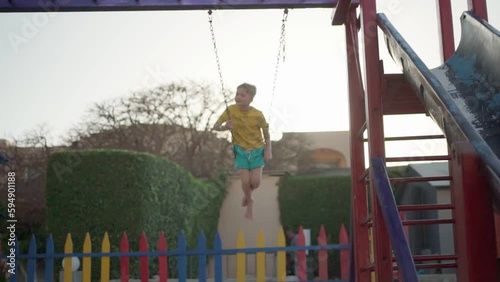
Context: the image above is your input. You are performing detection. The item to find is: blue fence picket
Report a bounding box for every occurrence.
[214,231,222,282]
[27,235,36,281]
[45,235,54,282]
[178,230,187,282]
[197,231,206,282]
[9,238,18,282]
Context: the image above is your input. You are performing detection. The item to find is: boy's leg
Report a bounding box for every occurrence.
[249,147,265,190]
[245,200,254,220]
[244,148,265,220]
[245,167,262,220]
[242,167,262,220]
[250,167,263,190]
[238,169,252,207]
[243,168,261,220]
[234,145,253,207]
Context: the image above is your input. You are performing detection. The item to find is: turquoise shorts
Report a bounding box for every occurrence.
[233,145,265,170]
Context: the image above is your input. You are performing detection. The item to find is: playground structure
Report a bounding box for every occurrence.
[2,0,499,281]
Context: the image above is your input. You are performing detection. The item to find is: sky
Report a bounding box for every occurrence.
[1,0,499,161]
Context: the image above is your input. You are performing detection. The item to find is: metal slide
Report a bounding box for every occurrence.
[377,11,500,210]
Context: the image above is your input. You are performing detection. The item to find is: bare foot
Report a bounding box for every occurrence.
[242,195,254,207]
[244,199,254,220]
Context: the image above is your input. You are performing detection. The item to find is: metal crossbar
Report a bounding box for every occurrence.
[0,0,339,13]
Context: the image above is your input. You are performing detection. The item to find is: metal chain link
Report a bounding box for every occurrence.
[268,8,288,123]
[208,10,231,120]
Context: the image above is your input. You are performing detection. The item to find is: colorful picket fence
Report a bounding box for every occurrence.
[2,225,349,282]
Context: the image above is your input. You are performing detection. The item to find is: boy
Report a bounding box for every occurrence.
[213,83,272,220]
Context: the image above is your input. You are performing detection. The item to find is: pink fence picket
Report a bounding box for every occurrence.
[120,233,129,282]
[340,223,349,280]
[318,225,328,280]
[158,232,168,282]
[140,233,148,282]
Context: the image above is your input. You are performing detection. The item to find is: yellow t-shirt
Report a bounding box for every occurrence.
[216,105,268,151]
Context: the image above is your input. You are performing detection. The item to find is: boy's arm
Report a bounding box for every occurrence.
[213,109,232,131]
[213,122,229,131]
[213,122,223,131]
[263,127,272,160]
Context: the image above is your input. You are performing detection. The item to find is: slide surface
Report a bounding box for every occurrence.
[377,11,500,210]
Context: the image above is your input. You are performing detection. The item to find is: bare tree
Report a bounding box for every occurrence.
[67,80,235,177]
[264,133,315,173]
[0,123,56,183]
[0,124,62,243]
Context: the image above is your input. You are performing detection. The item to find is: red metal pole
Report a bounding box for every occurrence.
[496,213,500,278]
[451,142,496,282]
[345,6,371,282]
[468,0,488,21]
[496,214,500,257]
[436,0,455,61]
[360,0,393,280]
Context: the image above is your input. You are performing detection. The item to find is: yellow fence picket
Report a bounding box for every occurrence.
[100,232,110,282]
[276,227,286,282]
[256,230,266,282]
[236,229,246,282]
[276,227,286,281]
[63,234,73,282]
[82,233,91,282]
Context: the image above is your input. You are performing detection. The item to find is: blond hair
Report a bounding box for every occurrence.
[237,83,257,97]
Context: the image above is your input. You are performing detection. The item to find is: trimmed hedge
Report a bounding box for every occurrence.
[278,174,351,279]
[45,149,226,280]
[191,172,228,247]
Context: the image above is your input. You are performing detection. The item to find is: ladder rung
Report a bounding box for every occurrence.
[386,155,451,162]
[414,263,457,269]
[392,255,458,263]
[398,204,454,211]
[393,262,457,270]
[361,263,374,272]
[365,176,451,184]
[363,134,445,142]
[390,176,451,183]
[360,215,372,227]
[411,254,458,262]
[384,135,446,141]
[357,121,367,140]
[367,219,455,227]
[358,168,369,182]
[401,218,455,225]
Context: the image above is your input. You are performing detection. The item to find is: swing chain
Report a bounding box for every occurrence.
[208,10,231,120]
[208,8,289,125]
[269,8,288,123]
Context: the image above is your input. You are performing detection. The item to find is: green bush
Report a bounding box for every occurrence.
[277,174,351,279]
[45,149,226,280]
[191,172,228,247]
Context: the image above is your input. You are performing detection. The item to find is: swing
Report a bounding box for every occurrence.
[207,8,289,128]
